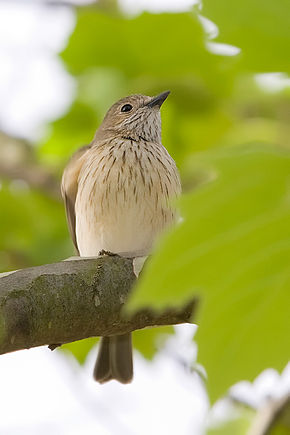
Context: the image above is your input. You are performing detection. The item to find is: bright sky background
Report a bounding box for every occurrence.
[0,1,289,434]
[0,325,209,435]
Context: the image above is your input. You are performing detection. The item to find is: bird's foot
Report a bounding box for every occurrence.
[98,249,120,257]
[48,343,61,351]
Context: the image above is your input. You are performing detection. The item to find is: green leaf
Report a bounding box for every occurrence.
[39,101,98,165]
[133,326,174,359]
[202,0,290,72]
[61,9,235,100]
[63,11,206,77]
[207,415,252,435]
[128,144,290,403]
[0,182,71,271]
[271,426,290,435]
[60,337,99,365]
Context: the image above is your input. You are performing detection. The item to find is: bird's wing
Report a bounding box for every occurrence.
[61,145,92,253]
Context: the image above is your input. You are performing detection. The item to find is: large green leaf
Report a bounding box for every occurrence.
[202,0,290,72]
[128,144,290,403]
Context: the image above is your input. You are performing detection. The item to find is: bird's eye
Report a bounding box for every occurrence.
[121,104,133,113]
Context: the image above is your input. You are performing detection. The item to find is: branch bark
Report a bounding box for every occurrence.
[249,394,290,435]
[0,256,196,355]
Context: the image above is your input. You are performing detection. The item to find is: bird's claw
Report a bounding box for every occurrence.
[98,249,120,257]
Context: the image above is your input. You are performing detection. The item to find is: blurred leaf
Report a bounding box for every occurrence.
[62,9,235,100]
[128,144,290,403]
[177,108,234,154]
[271,426,290,435]
[63,11,207,77]
[45,6,290,175]
[207,415,252,435]
[78,67,127,115]
[202,0,290,72]
[133,326,174,359]
[39,101,98,165]
[0,182,71,272]
[61,337,99,365]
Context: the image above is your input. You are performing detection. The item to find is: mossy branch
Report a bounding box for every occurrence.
[0,256,196,355]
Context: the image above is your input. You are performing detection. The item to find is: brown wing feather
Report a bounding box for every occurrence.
[61,145,92,254]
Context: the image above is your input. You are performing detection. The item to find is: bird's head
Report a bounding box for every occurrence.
[96,91,170,143]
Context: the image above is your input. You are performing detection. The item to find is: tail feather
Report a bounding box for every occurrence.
[94,333,133,384]
[93,336,112,383]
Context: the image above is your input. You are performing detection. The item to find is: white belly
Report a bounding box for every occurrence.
[75,139,181,257]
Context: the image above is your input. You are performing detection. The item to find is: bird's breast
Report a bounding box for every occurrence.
[75,138,181,257]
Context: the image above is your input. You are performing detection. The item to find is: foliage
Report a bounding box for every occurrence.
[0,181,71,271]
[1,0,290,429]
[61,337,99,365]
[202,0,290,73]
[133,326,174,359]
[128,144,290,402]
[207,414,252,435]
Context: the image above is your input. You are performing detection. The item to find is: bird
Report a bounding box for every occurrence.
[61,91,181,384]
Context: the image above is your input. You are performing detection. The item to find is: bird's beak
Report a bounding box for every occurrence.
[145,90,170,108]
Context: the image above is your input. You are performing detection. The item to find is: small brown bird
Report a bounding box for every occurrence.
[61,91,181,384]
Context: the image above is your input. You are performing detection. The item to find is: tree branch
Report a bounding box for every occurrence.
[0,162,61,200]
[249,394,290,435]
[0,131,60,199]
[0,257,196,355]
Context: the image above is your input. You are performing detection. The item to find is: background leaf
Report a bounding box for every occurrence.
[202,0,290,72]
[207,415,252,435]
[133,326,174,360]
[61,337,99,365]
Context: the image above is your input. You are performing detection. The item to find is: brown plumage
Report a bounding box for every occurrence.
[61,91,181,384]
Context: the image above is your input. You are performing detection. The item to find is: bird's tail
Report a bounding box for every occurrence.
[93,333,133,384]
